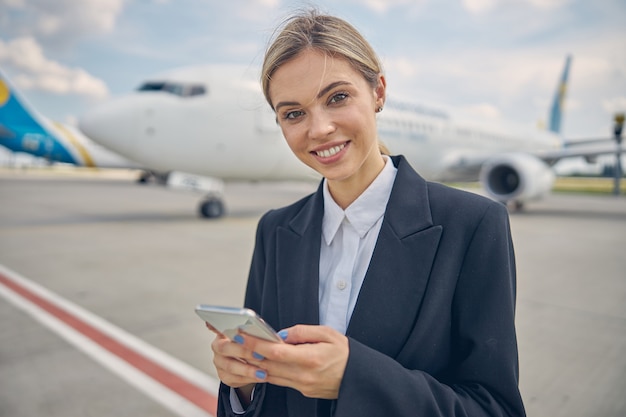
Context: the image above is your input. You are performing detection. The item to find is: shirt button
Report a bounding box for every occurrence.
[336,280,347,290]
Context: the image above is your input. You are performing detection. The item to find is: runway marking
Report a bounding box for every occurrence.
[0,264,219,417]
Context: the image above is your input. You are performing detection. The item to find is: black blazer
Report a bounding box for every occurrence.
[218,155,525,417]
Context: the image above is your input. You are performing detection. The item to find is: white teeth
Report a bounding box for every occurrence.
[316,143,345,158]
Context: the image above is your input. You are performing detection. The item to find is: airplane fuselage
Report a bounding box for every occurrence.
[79,64,563,185]
[84,59,613,218]
[80,66,316,181]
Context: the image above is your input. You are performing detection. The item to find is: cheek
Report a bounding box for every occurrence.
[281,125,306,151]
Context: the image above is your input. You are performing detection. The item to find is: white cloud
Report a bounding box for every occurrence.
[1,0,125,47]
[0,0,25,6]
[0,37,109,99]
[461,0,570,16]
[528,0,569,10]
[384,56,420,79]
[235,0,281,22]
[365,0,396,13]
[462,0,497,14]
[361,0,426,14]
[257,0,280,7]
[381,46,581,132]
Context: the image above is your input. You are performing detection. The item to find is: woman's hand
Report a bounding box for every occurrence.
[210,331,267,389]
[237,324,349,399]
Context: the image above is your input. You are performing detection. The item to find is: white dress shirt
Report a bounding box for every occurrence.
[231,156,397,413]
[319,156,397,334]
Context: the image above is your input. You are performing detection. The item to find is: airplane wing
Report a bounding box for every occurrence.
[433,140,624,206]
[439,141,624,180]
[563,138,616,146]
[534,142,624,166]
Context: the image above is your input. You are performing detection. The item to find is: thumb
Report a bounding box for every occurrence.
[279,324,339,344]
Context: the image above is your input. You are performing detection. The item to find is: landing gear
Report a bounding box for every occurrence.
[140,170,227,218]
[506,200,525,212]
[137,170,170,184]
[137,170,151,184]
[199,197,225,219]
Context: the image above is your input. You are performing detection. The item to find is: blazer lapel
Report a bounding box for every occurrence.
[275,182,325,328]
[347,156,443,358]
[275,183,327,417]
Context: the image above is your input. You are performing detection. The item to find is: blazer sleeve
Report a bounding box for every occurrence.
[217,212,273,417]
[333,202,525,417]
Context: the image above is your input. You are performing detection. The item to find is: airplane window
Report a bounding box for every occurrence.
[163,83,184,96]
[137,82,167,92]
[136,82,207,97]
[188,85,206,96]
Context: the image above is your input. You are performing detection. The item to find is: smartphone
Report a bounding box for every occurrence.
[195,304,282,343]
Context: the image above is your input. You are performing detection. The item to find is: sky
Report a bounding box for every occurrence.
[0,0,625,143]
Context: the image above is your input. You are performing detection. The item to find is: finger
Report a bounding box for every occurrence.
[279,324,341,344]
[213,354,267,387]
[212,338,269,385]
[249,328,349,399]
[211,334,245,359]
[259,343,346,399]
[205,321,224,338]
[213,332,264,363]
[232,332,282,364]
[238,326,346,369]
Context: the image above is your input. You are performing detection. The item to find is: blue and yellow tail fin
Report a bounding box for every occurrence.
[0,68,78,164]
[548,55,572,134]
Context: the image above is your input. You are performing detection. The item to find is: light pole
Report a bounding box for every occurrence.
[613,113,624,196]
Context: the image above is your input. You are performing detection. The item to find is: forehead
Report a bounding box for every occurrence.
[269,49,365,105]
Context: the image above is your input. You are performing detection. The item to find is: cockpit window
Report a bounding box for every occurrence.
[136,81,207,97]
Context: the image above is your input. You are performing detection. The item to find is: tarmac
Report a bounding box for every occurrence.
[0,167,625,417]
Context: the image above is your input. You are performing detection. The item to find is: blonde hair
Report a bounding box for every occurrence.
[261,9,388,154]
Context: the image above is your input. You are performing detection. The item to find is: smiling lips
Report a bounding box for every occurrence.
[314,142,346,158]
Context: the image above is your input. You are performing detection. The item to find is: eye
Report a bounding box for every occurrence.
[329,92,348,104]
[283,110,305,120]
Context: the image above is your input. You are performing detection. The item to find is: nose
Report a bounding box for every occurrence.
[79,96,139,157]
[307,109,335,141]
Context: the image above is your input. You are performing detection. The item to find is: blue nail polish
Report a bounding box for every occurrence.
[255,370,267,380]
[278,330,288,340]
[233,334,244,344]
[252,352,264,360]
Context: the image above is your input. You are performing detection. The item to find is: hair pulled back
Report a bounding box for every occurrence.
[261,10,383,109]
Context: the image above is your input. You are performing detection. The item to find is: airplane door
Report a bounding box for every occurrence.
[141,106,157,141]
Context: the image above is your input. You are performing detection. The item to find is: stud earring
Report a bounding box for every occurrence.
[376,106,383,113]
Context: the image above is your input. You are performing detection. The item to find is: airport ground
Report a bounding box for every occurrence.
[0,167,625,417]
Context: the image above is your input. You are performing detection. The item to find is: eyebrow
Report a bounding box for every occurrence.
[274,81,352,112]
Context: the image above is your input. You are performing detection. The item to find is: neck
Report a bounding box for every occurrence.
[327,154,386,210]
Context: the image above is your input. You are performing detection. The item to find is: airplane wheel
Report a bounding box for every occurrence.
[137,170,151,184]
[199,198,225,219]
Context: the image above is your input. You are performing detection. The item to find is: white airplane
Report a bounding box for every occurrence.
[78,56,623,218]
[0,68,143,172]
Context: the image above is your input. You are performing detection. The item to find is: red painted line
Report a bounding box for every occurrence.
[0,271,218,416]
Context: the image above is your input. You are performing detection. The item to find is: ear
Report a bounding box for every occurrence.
[374,74,386,109]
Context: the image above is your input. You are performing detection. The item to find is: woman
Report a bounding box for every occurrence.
[211,10,525,417]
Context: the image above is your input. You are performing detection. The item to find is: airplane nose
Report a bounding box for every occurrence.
[79,97,139,157]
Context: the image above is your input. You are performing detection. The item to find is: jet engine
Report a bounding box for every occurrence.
[479,153,555,205]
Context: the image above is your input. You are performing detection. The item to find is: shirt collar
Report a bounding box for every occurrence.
[322,156,397,245]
